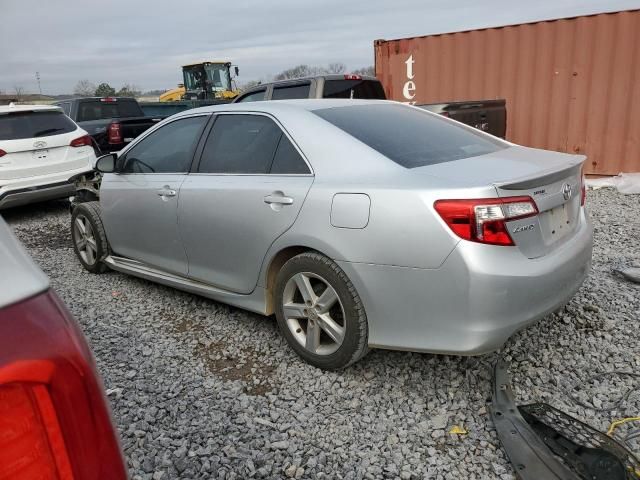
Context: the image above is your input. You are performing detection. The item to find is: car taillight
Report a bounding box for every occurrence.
[344,74,362,80]
[69,135,92,147]
[0,149,6,157]
[0,291,127,479]
[100,97,117,103]
[434,196,538,246]
[0,383,74,479]
[108,122,122,145]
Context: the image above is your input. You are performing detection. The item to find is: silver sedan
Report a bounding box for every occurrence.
[71,100,593,369]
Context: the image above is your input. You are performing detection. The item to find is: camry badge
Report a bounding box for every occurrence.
[33,140,47,149]
[561,183,573,201]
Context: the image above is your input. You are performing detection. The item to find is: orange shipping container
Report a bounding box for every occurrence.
[374,9,640,175]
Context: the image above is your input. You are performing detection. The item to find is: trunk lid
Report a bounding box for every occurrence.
[418,145,585,258]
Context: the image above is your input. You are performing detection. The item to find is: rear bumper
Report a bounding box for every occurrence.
[0,166,92,209]
[337,210,593,354]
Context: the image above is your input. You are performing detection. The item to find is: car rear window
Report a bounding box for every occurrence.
[0,111,77,140]
[313,103,506,168]
[76,99,143,122]
[272,83,311,100]
[322,80,386,100]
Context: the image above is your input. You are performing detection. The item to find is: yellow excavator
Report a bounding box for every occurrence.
[159,61,240,102]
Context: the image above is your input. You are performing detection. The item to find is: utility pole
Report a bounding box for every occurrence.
[35,72,42,95]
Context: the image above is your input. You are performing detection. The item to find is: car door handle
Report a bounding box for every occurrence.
[157,186,177,197]
[264,194,293,205]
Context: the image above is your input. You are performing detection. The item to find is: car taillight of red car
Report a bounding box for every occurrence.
[0,290,127,479]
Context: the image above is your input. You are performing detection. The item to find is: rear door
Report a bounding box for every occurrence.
[100,114,209,275]
[179,113,313,293]
[0,109,89,180]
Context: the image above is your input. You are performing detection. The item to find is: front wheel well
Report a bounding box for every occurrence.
[264,246,318,315]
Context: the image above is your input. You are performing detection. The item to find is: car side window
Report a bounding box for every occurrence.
[271,83,311,100]
[270,135,310,174]
[198,115,282,174]
[236,90,267,103]
[120,116,207,174]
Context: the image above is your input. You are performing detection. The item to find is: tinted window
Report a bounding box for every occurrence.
[314,104,505,168]
[0,111,76,140]
[270,136,310,174]
[77,99,143,121]
[60,102,71,115]
[120,116,207,173]
[323,80,386,100]
[236,90,267,103]
[199,115,281,174]
[271,83,311,100]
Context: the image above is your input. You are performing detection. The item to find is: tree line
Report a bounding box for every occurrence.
[73,80,142,98]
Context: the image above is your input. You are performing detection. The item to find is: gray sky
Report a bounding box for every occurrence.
[1,0,638,94]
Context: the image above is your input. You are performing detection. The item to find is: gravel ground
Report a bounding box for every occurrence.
[3,188,639,479]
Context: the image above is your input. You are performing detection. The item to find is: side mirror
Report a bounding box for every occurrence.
[95,153,117,173]
[234,66,239,76]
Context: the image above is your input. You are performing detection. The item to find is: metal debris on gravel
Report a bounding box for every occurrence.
[3,188,639,479]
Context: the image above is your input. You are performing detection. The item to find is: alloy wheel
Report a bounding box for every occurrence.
[73,214,98,265]
[282,272,346,355]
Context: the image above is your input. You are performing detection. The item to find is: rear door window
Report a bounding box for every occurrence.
[76,99,143,121]
[323,80,386,100]
[270,136,310,174]
[314,103,506,168]
[271,83,311,100]
[198,114,282,174]
[0,111,77,140]
[120,116,207,173]
[236,90,267,103]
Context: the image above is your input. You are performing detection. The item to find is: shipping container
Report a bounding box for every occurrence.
[374,9,640,175]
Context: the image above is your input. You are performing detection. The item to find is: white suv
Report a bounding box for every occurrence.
[0,104,95,209]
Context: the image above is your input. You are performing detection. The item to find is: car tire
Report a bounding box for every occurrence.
[274,252,369,370]
[71,202,109,273]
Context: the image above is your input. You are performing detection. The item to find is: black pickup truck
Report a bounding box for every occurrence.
[55,97,164,153]
[417,100,506,138]
[234,75,506,138]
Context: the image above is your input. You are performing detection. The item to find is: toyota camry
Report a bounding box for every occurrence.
[70,100,593,369]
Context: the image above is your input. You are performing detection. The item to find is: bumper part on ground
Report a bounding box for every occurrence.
[490,360,640,480]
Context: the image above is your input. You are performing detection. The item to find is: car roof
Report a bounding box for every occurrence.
[0,104,63,114]
[178,98,395,117]
[235,74,380,98]
[0,218,49,309]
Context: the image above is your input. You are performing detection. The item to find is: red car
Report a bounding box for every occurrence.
[0,218,126,479]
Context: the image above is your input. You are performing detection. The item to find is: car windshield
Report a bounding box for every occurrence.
[313,103,506,168]
[76,100,142,122]
[204,64,231,92]
[0,110,76,140]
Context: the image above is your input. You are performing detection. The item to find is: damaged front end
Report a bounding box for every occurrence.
[68,170,102,208]
[490,361,640,479]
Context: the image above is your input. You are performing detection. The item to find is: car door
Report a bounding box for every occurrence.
[100,114,209,275]
[179,113,314,294]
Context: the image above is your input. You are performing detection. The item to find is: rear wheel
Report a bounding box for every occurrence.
[274,252,368,370]
[71,202,109,273]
